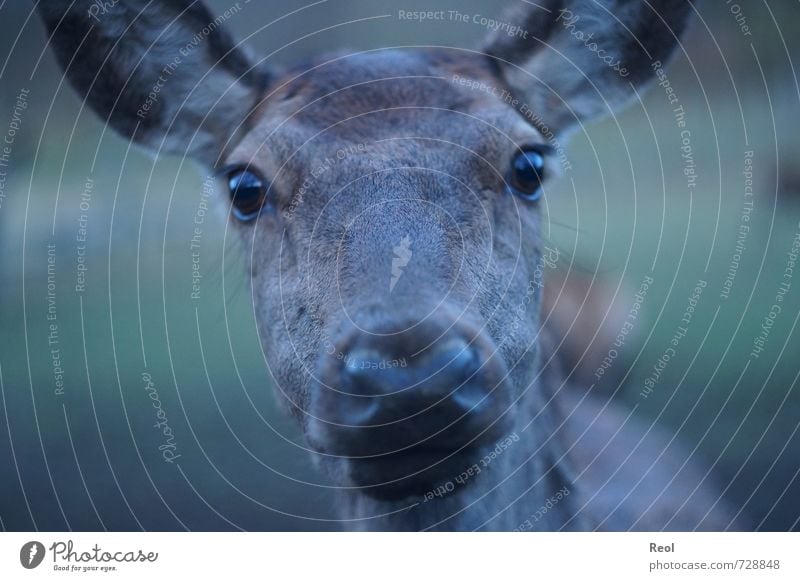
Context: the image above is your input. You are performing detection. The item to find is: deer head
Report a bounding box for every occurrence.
[38,0,692,530]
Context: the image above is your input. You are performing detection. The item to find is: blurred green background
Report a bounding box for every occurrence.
[0,0,798,530]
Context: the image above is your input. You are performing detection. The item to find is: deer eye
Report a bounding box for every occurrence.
[508,147,547,201]
[226,167,267,221]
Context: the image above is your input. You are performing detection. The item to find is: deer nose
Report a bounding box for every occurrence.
[342,336,485,419]
[314,319,509,457]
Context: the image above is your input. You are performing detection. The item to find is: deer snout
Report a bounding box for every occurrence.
[312,317,510,460]
[339,336,485,429]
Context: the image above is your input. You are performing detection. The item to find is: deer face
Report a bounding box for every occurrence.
[39,0,690,507]
[232,50,552,499]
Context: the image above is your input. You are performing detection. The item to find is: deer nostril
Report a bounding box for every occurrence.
[337,393,380,427]
[431,340,493,414]
[423,337,476,375]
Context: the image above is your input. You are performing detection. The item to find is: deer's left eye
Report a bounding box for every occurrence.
[227,167,267,221]
[508,147,547,201]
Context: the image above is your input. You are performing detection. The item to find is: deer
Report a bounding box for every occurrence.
[36,0,739,531]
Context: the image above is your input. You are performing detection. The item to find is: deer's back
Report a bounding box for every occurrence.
[558,389,741,531]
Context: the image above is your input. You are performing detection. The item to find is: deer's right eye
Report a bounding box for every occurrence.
[508,147,548,202]
[226,167,268,221]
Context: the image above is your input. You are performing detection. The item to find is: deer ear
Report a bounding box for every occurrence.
[37,0,270,165]
[482,0,693,134]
